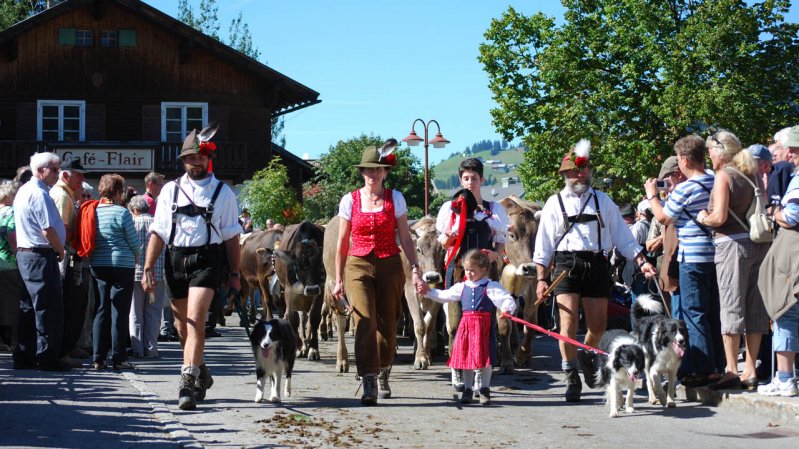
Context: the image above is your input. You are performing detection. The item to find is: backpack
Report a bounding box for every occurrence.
[726,167,774,244]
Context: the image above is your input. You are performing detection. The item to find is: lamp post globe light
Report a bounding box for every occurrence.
[402,119,449,215]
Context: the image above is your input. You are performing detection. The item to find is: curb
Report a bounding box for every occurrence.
[680,385,799,429]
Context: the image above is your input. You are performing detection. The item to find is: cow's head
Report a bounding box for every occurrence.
[274,223,325,297]
[499,196,542,278]
[411,216,446,286]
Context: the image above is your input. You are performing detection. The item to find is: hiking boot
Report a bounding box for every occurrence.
[479,387,491,405]
[378,367,391,399]
[194,364,214,401]
[460,388,474,404]
[757,376,798,397]
[361,374,378,406]
[178,373,198,410]
[564,368,582,402]
[577,349,597,389]
[453,369,465,392]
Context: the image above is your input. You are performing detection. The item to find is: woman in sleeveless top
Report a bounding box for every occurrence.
[697,130,770,390]
[332,140,426,406]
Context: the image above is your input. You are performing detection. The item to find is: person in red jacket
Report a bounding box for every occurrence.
[332,139,426,406]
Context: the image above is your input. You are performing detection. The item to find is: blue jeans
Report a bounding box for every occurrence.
[91,266,134,364]
[675,262,724,376]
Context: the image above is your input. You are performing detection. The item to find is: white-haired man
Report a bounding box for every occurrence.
[534,140,656,402]
[13,152,69,371]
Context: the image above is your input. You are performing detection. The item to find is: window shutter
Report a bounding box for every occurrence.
[119,29,137,47]
[58,28,76,46]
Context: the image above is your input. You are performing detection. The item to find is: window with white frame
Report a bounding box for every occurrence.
[161,102,208,143]
[37,100,85,142]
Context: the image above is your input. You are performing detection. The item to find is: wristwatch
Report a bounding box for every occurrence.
[228,272,240,279]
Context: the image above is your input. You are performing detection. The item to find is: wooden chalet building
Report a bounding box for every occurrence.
[0,0,320,190]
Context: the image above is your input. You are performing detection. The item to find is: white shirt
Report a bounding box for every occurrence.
[14,178,66,248]
[337,189,408,220]
[533,187,641,266]
[150,174,242,247]
[435,199,509,244]
[426,278,516,314]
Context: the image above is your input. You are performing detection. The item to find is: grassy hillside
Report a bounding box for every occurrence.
[432,147,526,190]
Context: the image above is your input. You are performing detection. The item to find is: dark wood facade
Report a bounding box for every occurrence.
[0,0,320,187]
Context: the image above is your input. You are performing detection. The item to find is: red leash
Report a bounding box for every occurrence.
[501,313,607,356]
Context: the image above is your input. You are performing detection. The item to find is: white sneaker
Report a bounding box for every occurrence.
[757,377,798,397]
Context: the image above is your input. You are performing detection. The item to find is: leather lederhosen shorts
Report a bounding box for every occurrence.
[552,250,612,298]
[165,243,224,300]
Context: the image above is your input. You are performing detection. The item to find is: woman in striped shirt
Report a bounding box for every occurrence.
[90,174,140,370]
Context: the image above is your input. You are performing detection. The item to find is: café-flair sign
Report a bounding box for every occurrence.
[55,148,154,172]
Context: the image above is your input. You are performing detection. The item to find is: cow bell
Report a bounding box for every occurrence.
[289,281,315,313]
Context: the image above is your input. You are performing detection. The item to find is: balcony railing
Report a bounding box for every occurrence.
[0,141,249,179]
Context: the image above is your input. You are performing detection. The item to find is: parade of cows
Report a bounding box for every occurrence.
[236,195,544,376]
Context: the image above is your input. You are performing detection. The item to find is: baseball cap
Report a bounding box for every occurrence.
[747,144,772,162]
[637,200,653,215]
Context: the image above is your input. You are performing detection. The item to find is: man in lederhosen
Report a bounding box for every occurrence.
[534,139,656,402]
[142,124,242,410]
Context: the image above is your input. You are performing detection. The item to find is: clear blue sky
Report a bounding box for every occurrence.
[144,0,798,165]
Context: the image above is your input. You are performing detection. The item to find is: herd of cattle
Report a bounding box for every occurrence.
[235,196,543,374]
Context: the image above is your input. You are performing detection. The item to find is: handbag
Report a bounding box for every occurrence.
[726,167,774,243]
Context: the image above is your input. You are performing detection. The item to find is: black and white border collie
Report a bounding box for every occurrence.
[631,294,689,408]
[249,318,297,403]
[595,329,646,418]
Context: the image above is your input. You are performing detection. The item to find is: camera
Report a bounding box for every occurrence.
[655,179,670,191]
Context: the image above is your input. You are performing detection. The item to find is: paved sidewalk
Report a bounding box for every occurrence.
[1,317,798,448]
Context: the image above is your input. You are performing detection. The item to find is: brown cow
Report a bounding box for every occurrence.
[274,221,326,361]
[239,229,284,321]
[499,196,542,367]
[403,216,446,370]
[322,216,351,373]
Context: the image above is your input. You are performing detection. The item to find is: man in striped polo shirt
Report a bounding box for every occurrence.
[645,135,724,387]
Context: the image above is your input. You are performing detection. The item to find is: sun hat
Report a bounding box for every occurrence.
[784,125,799,147]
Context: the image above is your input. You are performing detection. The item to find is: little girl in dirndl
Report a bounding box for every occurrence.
[422,249,516,405]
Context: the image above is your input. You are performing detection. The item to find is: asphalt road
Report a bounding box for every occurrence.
[2,315,798,449]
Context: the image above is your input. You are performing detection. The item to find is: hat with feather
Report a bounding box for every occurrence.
[355,138,398,169]
[559,138,593,173]
[179,122,219,159]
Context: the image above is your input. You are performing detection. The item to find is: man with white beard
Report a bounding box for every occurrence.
[534,139,656,402]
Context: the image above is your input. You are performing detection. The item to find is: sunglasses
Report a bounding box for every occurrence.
[710,133,725,151]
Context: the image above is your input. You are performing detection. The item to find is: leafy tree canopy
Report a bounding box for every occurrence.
[302,135,430,222]
[239,157,303,227]
[479,0,799,202]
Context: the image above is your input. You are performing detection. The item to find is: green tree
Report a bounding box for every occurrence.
[479,1,799,203]
[0,0,37,30]
[177,0,285,147]
[302,135,429,222]
[240,157,303,227]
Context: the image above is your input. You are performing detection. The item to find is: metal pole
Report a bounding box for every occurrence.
[423,122,430,215]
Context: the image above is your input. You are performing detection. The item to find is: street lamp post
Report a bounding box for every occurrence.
[402,119,449,215]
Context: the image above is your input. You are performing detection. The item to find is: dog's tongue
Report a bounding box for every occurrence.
[672,341,685,358]
[261,347,271,359]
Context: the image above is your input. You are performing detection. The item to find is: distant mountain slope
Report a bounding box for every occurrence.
[432,147,526,190]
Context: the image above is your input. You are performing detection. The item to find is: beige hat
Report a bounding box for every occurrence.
[784,125,799,147]
[559,139,592,173]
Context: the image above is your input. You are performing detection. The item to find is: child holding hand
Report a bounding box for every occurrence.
[420,249,516,405]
